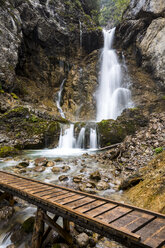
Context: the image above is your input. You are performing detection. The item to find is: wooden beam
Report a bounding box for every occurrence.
[43,213,73,245]
[41,214,59,245]
[32,208,45,248]
[63,218,70,232]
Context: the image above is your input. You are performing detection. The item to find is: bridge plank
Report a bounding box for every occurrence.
[111,210,155,232]
[144,226,165,248]
[65,197,95,209]
[85,203,117,218]
[41,190,68,200]
[135,218,165,242]
[75,200,106,213]
[57,194,85,205]
[96,206,132,223]
[49,192,76,202]
[35,188,62,197]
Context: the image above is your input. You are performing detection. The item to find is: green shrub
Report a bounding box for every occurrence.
[154,147,163,154]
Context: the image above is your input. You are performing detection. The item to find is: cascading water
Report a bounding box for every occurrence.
[76,127,85,148]
[56,79,66,118]
[96,28,132,121]
[90,128,97,149]
[79,20,83,48]
[58,124,75,149]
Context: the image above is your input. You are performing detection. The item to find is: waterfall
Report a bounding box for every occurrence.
[79,21,83,48]
[58,124,98,150]
[90,128,97,149]
[76,127,85,148]
[96,28,132,121]
[58,124,75,149]
[56,79,66,118]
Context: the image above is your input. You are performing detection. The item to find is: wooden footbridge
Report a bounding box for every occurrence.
[0,171,165,248]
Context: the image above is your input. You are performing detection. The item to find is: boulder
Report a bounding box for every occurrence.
[22,216,35,233]
[76,233,89,248]
[96,181,110,191]
[52,167,61,173]
[62,166,70,172]
[47,161,55,167]
[34,166,45,172]
[34,157,47,167]
[59,175,68,182]
[90,171,101,181]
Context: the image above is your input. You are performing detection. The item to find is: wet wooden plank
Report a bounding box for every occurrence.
[49,193,76,202]
[85,203,117,218]
[65,197,96,209]
[144,226,165,248]
[57,194,85,205]
[76,200,106,213]
[41,190,68,200]
[35,188,62,197]
[125,214,155,233]
[96,206,132,223]
[111,211,141,228]
[136,218,165,242]
[24,186,51,194]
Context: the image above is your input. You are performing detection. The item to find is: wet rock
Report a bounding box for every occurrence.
[73,176,82,183]
[59,175,68,182]
[76,233,89,248]
[22,216,35,233]
[90,171,101,181]
[119,174,143,190]
[7,245,16,248]
[62,166,70,172]
[79,184,96,194]
[34,157,47,167]
[96,181,110,191]
[54,158,63,163]
[52,167,61,173]
[17,161,29,168]
[34,166,45,172]
[0,206,14,220]
[11,224,24,244]
[47,161,55,167]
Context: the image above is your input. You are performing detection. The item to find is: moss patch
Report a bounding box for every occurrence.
[0,146,20,158]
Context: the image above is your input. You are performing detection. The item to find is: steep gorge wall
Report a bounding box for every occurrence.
[0,0,102,120]
[116,0,165,90]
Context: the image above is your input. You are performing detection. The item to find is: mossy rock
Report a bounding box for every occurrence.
[0,146,20,158]
[22,217,35,233]
[97,108,148,147]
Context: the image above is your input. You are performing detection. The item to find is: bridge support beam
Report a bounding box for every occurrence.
[32,208,44,248]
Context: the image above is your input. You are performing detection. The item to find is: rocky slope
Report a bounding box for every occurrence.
[116,0,165,89]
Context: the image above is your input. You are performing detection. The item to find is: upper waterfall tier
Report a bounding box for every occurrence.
[96,28,132,121]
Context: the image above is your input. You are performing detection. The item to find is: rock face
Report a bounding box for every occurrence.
[0,0,102,121]
[116,0,165,89]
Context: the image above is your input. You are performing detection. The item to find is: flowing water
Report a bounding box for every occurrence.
[56,79,66,118]
[96,28,133,121]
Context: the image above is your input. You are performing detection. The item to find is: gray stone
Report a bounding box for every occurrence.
[76,233,89,248]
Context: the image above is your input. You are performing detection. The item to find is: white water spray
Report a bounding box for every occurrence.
[58,124,76,149]
[90,128,97,149]
[96,28,132,121]
[76,127,85,148]
[56,79,65,118]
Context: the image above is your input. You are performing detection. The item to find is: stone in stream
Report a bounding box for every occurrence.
[62,166,70,172]
[59,175,68,181]
[90,171,101,181]
[16,161,29,168]
[96,181,110,190]
[76,233,89,248]
[34,157,47,167]
[34,166,45,172]
[73,176,82,183]
[22,216,35,233]
[0,206,14,220]
[52,167,61,173]
[46,161,55,167]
